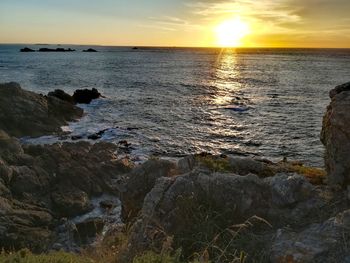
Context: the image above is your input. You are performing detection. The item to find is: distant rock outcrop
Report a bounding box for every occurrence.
[20,47,35,52]
[321,82,350,186]
[83,48,98,52]
[0,82,83,137]
[38,48,75,52]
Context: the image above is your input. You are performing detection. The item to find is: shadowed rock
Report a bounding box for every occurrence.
[0,82,83,137]
[321,81,350,186]
[48,89,75,104]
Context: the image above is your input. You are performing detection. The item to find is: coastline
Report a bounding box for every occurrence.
[0,82,349,262]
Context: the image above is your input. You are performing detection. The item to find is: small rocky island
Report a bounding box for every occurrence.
[0,82,349,262]
[20,47,99,52]
[83,48,98,52]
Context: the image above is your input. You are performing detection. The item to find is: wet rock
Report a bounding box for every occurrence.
[48,89,75,104]
[20,47,35,52]
[0,82,83,137]
[321,82,350,186]
[271,209,350,263]
[73,88,101,104]
[120,159,176,221]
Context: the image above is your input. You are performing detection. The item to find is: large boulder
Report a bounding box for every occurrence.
[120,159,176,221]
[271,209,350,262]
[321,82,350,186]
[0,82,83,137]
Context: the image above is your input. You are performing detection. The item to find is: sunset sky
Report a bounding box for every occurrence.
[0,0,349,48]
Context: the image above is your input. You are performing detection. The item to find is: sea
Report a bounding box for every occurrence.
[1,44,350,167]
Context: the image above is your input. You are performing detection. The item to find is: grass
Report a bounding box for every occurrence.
[172,194,272,263]
[0,249,93,263]
[272,161,327,184]
[196,154,232,173]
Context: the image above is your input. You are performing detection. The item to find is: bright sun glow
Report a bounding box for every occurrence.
[216,18,250,47]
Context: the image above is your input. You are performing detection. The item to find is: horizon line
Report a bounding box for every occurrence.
[1,42,350,50]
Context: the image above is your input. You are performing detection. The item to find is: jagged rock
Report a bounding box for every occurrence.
[0,131,131,252]
[0,82,83,137]
[321,82,350,186]
[120,159,176,221]
[271,209,350,263]
[73,88,101,104]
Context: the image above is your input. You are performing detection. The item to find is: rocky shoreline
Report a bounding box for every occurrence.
[0,82,349,262]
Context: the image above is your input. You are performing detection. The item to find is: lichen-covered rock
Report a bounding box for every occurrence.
[271,209,350,263]
[321,82,350,186]
[0,82,83,137]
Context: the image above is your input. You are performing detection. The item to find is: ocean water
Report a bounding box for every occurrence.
[1,44,350,166]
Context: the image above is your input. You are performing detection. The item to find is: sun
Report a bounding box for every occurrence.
[215,18,250,47]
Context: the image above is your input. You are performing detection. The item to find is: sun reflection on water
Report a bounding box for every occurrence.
[212,48,242,106]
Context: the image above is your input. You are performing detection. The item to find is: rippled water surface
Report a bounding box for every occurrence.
[1,45,350,166]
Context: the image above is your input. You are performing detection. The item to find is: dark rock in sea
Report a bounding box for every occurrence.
[132,47,138,50]
[0,82,83,137]
[73,88,101,104]
[87,134,101,140]
[71,135,83,141]
[83,48,98,52]
[321,81,350,186]
[20,47,35,52]
[38,48,75,52]
[48,89,75,104]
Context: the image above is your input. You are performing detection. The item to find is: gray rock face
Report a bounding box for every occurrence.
[271,209,350,263]
[264,173,315,208]
[120,159,176,221]
[321,82,350,186]
[0,130,132,252]
[0,82,83,137]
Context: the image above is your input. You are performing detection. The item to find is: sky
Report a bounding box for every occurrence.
[0,0,349,48]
